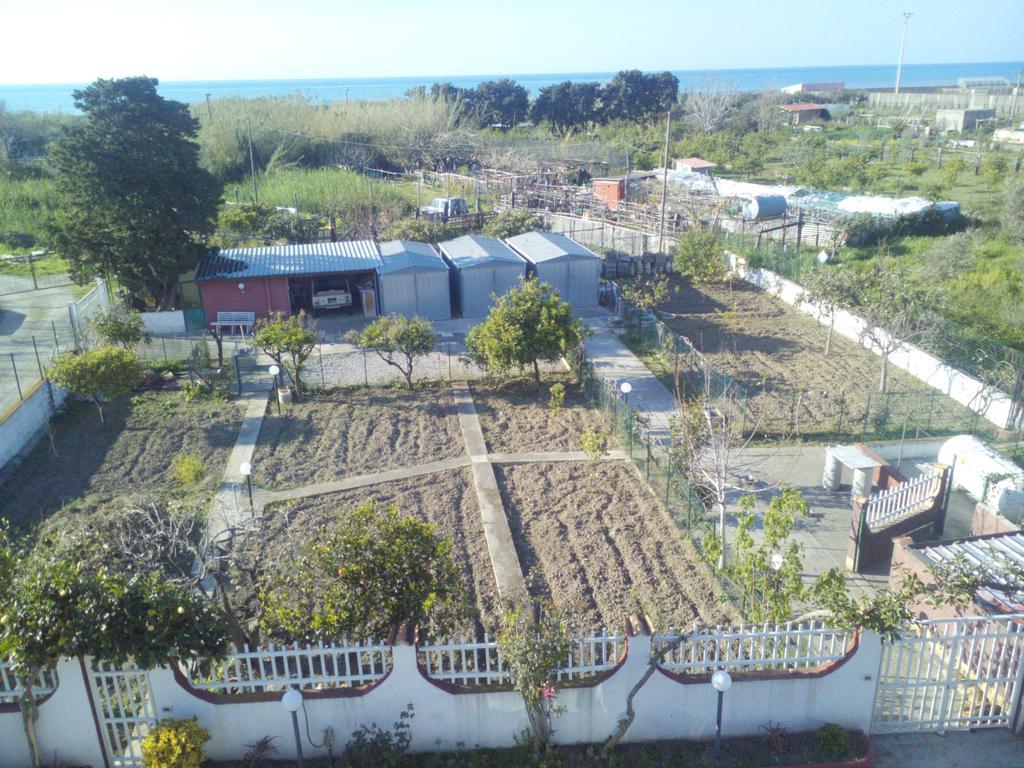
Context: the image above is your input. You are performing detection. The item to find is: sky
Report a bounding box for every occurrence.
[1,0,1022,84]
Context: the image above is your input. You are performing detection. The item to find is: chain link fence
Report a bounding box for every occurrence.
[0,253,74,296]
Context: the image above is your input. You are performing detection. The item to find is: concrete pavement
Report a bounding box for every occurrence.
[873,730,1023,767]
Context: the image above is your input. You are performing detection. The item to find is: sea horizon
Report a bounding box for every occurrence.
[2,60,1022,113]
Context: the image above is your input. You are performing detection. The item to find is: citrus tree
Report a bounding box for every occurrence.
[253,311,319,400]
[259,502,468,641]
[674,226,728,282]
[48,345,140,424]
[466,278,587,383]
[90,306,150,349]
[347,315,435,390]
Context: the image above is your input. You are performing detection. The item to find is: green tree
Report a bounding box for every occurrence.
[529,81,602,135]
[466,278,587,383]
[674,227,727,282]
[1004,180,1024,244]
[703,488,808,623]
[497,599,576,756]
[48,346,140,424]
[801,267,850,355]
[47,77,221,308]
[481,209,546,240]
[0,530,226,767]
[982,153,1009,187]
[469,79,529,126]
[381,218,456,243]
[253,311,319,401]
[600,70,679,124]
[91,306,151,349]
[347,315,435,390]
[260,502,468,641]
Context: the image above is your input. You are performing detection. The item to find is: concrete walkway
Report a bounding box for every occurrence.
[873,730,1023,767]
[206,387,271,544]
[452,382,528,601]
[584,314,678,438]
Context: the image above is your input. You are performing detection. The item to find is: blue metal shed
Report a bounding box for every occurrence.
[377,240,451,320]
[504,231,601,310]
[438,235,526,319]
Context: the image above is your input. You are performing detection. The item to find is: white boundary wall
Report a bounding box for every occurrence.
[0,631,880,767]
[730,255,1017,430]
[140,310,186,335]
[0,380,67,474]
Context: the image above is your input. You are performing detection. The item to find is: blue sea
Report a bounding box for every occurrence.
[2,62,1022,113]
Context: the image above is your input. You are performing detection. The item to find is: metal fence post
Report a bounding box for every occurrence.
[162,337,168,361]
[318,345,326,389]
[233,354,242,394]
[52,320,61,353]
[448,343,453,384]
[646,436,652,482]
[363,349,369,386]
[10,353,23,400]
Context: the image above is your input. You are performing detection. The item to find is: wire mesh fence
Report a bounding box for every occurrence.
[0,253,74,296]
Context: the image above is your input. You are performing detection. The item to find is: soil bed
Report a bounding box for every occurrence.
[653,277,977,437]
[496,461,732,631]
[0,390,244,529]
[262,469,498,629]
[252,385,463,489]
[471,375,605,454]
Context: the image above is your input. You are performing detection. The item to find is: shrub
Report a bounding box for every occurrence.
[482,209,547,239]
[813,723,853,759]
[580,426,607,459]
[343,705,414,768]
[173,454,204,486]
[548,383,565,413]
[140,717,210,768]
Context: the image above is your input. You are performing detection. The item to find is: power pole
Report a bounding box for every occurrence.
[205,93,213,122]
[624,147,631,206]
[247,119,259,204]
[658,109,672,253]
[1011,69,1023,120]
[894,12,913,96]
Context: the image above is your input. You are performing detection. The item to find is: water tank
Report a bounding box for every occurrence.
[937,435,1024,518]
[741,195,787,221]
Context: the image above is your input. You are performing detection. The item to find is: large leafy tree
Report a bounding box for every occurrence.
[530,81,602,135]
[260,502,468,641]
[466,278,587,383]
[47,77,221,308]
[600,70,679,124]
[469,79,530,127]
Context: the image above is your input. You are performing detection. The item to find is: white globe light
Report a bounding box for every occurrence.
[281,688,303,712]
[770,553,784,571]
[619,381,632,395]
[711,670,732,693]
[239,462,252,477]
[270,365,281,376]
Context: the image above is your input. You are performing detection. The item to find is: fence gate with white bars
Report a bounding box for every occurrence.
[87,660,158,768]
[872,614,1024,734]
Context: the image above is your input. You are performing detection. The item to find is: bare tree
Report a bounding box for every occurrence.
[684,78,737,134]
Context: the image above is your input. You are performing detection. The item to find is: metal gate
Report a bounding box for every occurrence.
[872,614,1024,733]
[87,660,159,767]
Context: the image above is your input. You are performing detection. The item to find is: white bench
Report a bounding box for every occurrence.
[211,311,256,336]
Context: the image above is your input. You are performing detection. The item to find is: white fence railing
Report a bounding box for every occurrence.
[866,470,943,529]
[653,622,852,675]
[418,631,627,687]
[184,640,392,695]
[0,662,59,705]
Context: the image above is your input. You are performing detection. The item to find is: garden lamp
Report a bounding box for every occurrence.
[619,380,632,408]
[269,364,282,415]
[711,670,732,759]
[281,688,306,768]
[239,461,253,509]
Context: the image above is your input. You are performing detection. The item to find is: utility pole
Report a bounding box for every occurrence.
[1011,69,1023,120]
[624,147,631,206]
[894,12,913,96]
[205,93,213,122]
[247,119,259,204]
[658,109,672,253]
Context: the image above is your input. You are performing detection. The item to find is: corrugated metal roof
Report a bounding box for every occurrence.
[378,240,448,274]
[196,241,381,281]
[912,531,1024,614]
[438,234,524,270]
[505,231,601,264]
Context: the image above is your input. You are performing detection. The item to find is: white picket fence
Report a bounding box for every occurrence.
[653,621,852,675]
[184,639,392,695]
[418,631,627,687]
[0,661,58,705]
[865,470,943,529]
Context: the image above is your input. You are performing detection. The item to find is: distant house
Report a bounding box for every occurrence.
[781,82,845,94]
[591,172,655,210]
[674,157,717,175]
[994,128,1024,145]
[935,108,997,134]
[778,103,831,125]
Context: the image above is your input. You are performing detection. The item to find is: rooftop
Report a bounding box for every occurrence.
[908,531,1024,615]
[779,102,829,112]
[676,157,717,169]
[196,241,381,281]
[378,240,448,273]
[438,234,524,269]
[505,230,601,263]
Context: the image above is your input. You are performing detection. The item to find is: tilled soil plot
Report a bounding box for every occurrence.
[262,469,498,629]
[252,385,464,489]
[657,278,976,436]
[0,391,244,526]
[496,461,732,632]
[471,376,605,454]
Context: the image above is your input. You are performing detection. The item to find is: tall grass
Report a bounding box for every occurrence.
[0,173,60,251]
[224,167,410,217]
